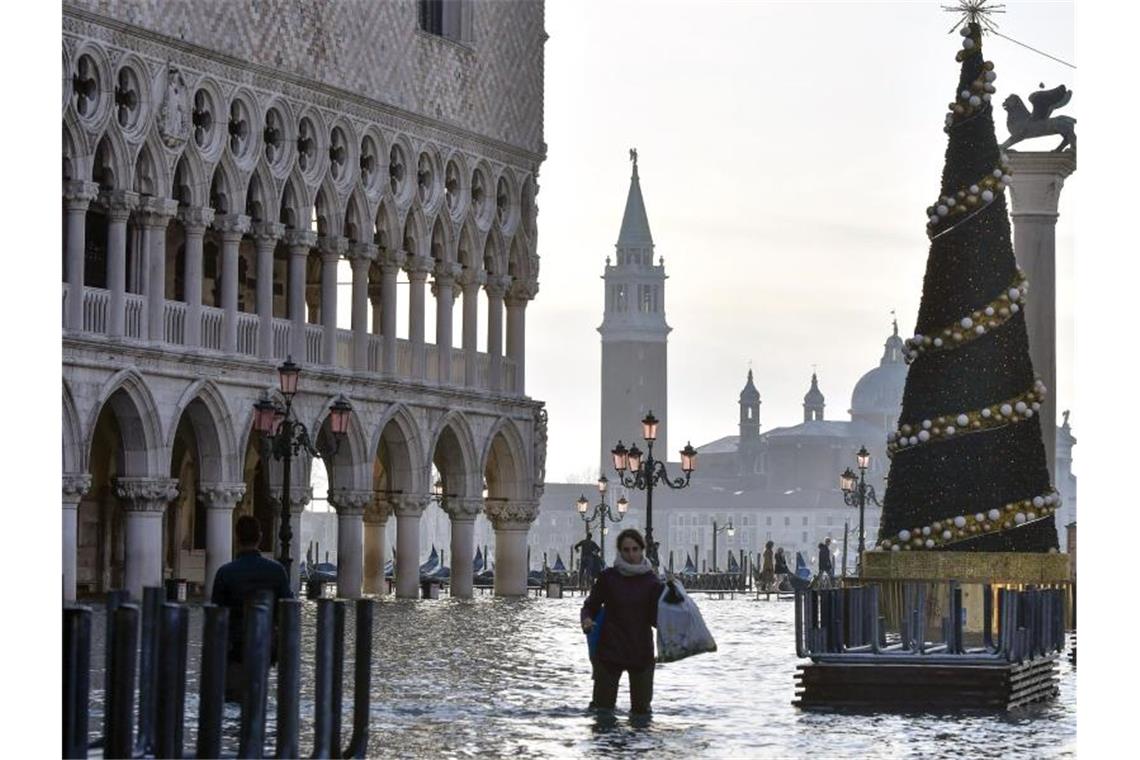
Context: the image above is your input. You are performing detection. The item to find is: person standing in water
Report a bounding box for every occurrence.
[580,528,665,715]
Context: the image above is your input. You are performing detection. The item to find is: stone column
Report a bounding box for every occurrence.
[442,498,482,598]
[505,281,534,396]
[363,497,393,595]
[406,254,433,380]
[393,494,429,599]
[114,477,179,600]
[200,482,246,597]
[104,191,139,339]
[379,249,403,377]
[485,275,511,392]
[369,275,383,334]
[1006,150,1076,482]
[484,500,539,598]
[433,262,461,386]
[349,243,377,372]
[319,236,348,367]
[459,269,485,388]
[285,231,317,361]
[215,214,251,354]
[253,222,285,360]
[139,197,178,344]
[179,207,214,348]
[64,181,99,331]
[329,488,371,599]
[63,474,92,602]
[270,484,312,596]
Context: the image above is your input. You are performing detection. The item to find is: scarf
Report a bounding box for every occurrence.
[613,554,654,576]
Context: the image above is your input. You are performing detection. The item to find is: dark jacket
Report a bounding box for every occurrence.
[581,567,664,670]
[211,550,294,660]
[774,552,790,575]
[818,543,833,575]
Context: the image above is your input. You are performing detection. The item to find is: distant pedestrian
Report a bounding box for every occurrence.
[574,531,603,588]
[774,546,790,576]
[580,528,665,716]
[758,540,775,590]
[818,538,834,577]
[211,515,294,702]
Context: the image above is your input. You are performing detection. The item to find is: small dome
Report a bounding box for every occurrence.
[803,372,824,405]
[739,369,760,403]
[851,320,908,418]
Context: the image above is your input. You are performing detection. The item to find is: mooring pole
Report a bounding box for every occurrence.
[237,595,273,758]
[63,606,92,759]
[343,599,375,758]
[197,604,228,759]
[135,586,164,756]
[312,599,335,758]
[276,599,302,759]
[99,589,130,747]
[155,602,189,759]
[105,604,140,759]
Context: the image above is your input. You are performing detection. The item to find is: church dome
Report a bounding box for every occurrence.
[850,319,908,418]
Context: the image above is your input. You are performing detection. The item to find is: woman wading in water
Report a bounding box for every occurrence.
[580,528,665,715]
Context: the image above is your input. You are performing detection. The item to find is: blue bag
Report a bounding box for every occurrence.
[586,607,605,659]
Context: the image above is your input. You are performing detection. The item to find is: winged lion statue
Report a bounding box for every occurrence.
[1000,84,1076,152]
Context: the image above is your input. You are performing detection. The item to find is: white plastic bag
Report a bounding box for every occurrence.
[655,579,717,663]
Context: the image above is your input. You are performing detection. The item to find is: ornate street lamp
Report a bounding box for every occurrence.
[253,357,352,583]
[611,411,698,568]
[575,475,628,565]
[840,444,881,576]
[711,519,735,572]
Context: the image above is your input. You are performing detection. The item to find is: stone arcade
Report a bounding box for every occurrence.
[62,1,548,601]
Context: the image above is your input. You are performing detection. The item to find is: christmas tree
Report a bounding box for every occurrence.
[878,14,1059,553]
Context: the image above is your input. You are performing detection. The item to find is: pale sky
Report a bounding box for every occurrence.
[529,0,1076,481]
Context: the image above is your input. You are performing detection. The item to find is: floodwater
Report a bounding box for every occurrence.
[83,593,1076,758]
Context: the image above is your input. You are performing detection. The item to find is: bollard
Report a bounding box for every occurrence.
[983,585,995,650]
[156,602,189,759]
[238,595,273,758]
[331,600,347,755]
[63,606,93,760]
[136,586,165,756]
[105,603,140,760]
[312,599,336,758]
[952,584,964,654]
[868,586,881,654]
[197,605,229,759]
[276,600,302,759]
[342,599,374,758]
[98,589,130,748]
[793,591,806,658]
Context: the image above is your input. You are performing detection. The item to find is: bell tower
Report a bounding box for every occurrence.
[737,368,762,475]
[599,149,671,473]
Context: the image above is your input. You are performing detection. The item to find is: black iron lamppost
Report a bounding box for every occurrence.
[711,519,735,571]
[611,411,699,568]
[575,475,628,565]
[840,445,881,576]
[253,357,352,583]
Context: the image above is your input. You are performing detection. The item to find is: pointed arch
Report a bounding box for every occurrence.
[373,197,398,251]
[86,368,166,477]
[402,203,427,257]
[313,395,370,491]
[457,218,479,271]
[94,128,132,191]
[427,411,479,498]
[313,178,343,237]
[343,187,370,244]
[371,403,425,495]
[208,153,243,216]
[481,416,530,500]
[482,224,506,276]
[428,212,454,263]
[279,172,311,231]
[507,233,530,284]
[63,113,93,182]
[167,379,241,484]
[132,138,170,198]
[173,148,209,208]
[63,380,86,474]
[245,162,278,225]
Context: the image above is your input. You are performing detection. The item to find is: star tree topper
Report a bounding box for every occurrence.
[942,0,1006,35]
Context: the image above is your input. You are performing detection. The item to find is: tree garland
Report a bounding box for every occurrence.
[926,159,1013,238]
[887,380,1047,456]
[878,489,1061,551]
[902,269,1028,363]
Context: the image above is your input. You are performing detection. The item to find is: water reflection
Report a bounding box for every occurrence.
[82,595,1075,758]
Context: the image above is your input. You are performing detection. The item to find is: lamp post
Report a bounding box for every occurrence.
[840,445,881,576]
[711,519,735,572]
[611,411,698,568]
[575,475,628,565]
[253,357,352,583]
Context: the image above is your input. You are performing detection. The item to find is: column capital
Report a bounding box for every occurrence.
[200,481,247,510]
[433,261,462,286]
[393,493,431,518]
[64,180,99,207]
[1006,150,1077,218]
[442,497,484,521]
[285,229,319,252]
[458,267,487,290]
[505,279,537,307]
[213,213,252,239]
[365,495,393,524]
[178,205,216,233]
[378,247,406,273]
[268,484,312,514]
[252,221,286,245]
[404,254,435,280]
[63,473,93,503]
[328,487,372,515]
[137,196,179,228]
[114,477,179,512]
[318,234,350,260]
[102,190,140,221]
[484,499,540,530]
[348,242,378,264]
[484,274,512,299]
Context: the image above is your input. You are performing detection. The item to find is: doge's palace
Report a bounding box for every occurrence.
[62,0,548,601]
